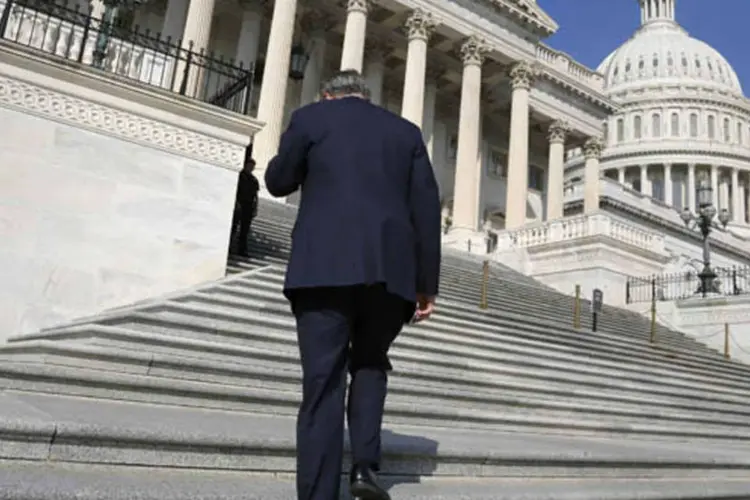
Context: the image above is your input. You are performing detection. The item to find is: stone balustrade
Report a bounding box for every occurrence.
[496,212,667,255]
[535,43,604,92]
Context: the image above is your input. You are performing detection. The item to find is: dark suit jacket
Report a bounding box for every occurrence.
[265,96,441,304]
[236,169,259,215]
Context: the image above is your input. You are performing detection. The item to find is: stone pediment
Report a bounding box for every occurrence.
[487,0,559,36]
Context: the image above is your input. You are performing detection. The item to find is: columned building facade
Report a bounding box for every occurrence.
[104,0,613,241]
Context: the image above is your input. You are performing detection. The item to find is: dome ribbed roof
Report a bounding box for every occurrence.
[597,2,742,95]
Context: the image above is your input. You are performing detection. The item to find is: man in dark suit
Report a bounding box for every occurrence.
[265,69,441,500]
[231,149,260,256]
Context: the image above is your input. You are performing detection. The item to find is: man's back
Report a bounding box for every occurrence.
[265,96,441,304]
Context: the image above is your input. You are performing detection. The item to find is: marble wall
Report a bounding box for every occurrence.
[0,106,240,338]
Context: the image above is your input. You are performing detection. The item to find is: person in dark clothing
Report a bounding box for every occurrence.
[264,70,442,500]
[231,154,260,257]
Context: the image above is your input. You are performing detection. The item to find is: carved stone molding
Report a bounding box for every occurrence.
[404,9,438,42]
[345,0,374,14]
[548,120,569,144]
[509,61,538,90]
[460,35,488,67]
[583,137,604,159]
[0,77,244,169]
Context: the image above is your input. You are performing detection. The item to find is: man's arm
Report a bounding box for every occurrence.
[264,110,311,197]
[408,131,442,298]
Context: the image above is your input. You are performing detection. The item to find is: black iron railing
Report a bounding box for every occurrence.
[0,0,255,114]
[625,266,749,304]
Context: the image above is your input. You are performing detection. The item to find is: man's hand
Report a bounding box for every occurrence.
[414,294,436,322]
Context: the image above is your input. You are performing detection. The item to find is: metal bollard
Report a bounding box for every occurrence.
[724,323,730,359]
[649,292,657,344]
[479,260,489,309]
[573,285,581,329]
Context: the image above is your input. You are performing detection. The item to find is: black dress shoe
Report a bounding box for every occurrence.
[349,464,390,500]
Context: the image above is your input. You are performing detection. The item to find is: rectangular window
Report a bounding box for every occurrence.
[689,113,698,137]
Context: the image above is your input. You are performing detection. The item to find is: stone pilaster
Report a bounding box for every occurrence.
[299,11,335,106]
[687,163,696,211]
[400,9,437,127]
[664,163,673,206]
[363,38,389,105]
[235,0,266,70]
[732,167,741,221]
[450,35,488,232]
[253,0,299,190]
[583,137,603,214]
[545,120,568,221]
[340,0,372,72]
[504,61,537,229]
[161,0,190,42]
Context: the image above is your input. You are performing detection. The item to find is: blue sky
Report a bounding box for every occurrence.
[541,0,749,94]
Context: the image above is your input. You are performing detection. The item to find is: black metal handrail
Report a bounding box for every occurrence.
[625,265,748,304]
[0,0,256,114]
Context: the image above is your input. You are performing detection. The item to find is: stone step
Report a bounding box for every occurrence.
[247,266,700,350]
[98,302,750,397]
[3,391,750,477]
[11,323,750,418]
[5,341,750,437]
[3,461,750,500]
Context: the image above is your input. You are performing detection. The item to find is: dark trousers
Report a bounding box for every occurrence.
[291,284,410,500]
[231,206,253,255]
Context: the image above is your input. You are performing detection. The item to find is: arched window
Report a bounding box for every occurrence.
[634,115,642,139]
[707,115,715,139]
[689,113,698,137]
[652,113,661,138]
[616,118,624,142]
[737,122,743,144]
[670,113,679,137]
[723,118,731,142]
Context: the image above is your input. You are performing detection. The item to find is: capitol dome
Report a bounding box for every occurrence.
[597,0,743,95]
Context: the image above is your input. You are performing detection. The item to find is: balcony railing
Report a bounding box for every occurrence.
[0,0,256,114]
[625,266,750,304]
[495,212,667,255]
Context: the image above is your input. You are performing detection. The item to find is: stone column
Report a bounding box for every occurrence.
[664,163,673,206]
[545,120,568,221]
[639,165,649,196]
[583,138,603,214]
[340,0,371,72]
[161,0,190,41]
[422,71,440,160]
[235,0,265,69]
[299,12,333,106]
[740,177,748,223]
[711,165,719,208]
[504,61,537,229]
[450,36,487,231]
[617,167,626,184]
[400,9,437,127]
[253,0,299,185]
[731,167,741,221]
[363,39,387,105]
[687,163,696,211]
[175,0,218,97]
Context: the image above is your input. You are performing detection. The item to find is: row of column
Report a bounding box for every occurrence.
[612,164,749,223]
[160,0,605,231]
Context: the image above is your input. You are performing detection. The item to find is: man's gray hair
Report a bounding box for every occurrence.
[320,69,371,100]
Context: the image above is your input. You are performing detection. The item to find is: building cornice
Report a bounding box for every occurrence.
[484,0,558,37]
[565,197,750,264]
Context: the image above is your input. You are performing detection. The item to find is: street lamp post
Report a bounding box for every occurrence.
[680,172,731,297]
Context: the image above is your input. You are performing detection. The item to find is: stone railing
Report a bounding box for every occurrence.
[564,177,750,252]
[496,212,667,254]
[536,43,605,92]
[0,0,175,88]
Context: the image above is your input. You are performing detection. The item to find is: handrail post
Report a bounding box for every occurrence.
[479,260,489,309]
[649,278,657,344]
[724,323,730,359]
[573,284,581,329]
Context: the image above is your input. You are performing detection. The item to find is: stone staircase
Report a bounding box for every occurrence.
[1,201,750,497]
